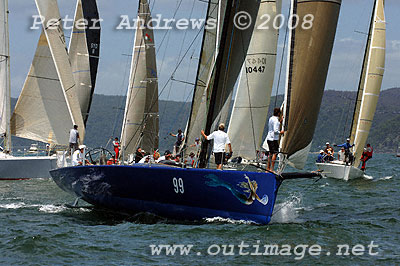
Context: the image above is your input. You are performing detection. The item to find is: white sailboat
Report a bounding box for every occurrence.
[316,0,386,180]
[227,0,281,162]
[0,0,92,179]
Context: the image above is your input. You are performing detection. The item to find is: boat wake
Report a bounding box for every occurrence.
[0,202,90,214]
[362,175,393,181]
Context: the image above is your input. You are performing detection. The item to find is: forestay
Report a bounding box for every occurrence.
[69,0,101,125]
[227,0,281,160]
[121,0,159,157]
[279,0,342,171]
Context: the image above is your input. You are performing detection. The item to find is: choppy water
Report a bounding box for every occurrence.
[0,154,398,265]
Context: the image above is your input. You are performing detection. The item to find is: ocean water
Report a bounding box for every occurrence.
[0,154,398,265]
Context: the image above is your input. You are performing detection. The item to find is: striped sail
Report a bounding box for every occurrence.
[11,32,75,145]
[351,0,385,167]
[227,0,281,160]
[34,0,85,141]
[184,0,225,157]
[120,0,159,156]
[198,0,261,168]
[279,0,342,171]
[0,0,11,151]
[69,0,100,125]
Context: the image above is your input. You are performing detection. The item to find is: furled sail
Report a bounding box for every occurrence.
[69,0,101,125]
[120,0,159,156]
[279,0,342,171]
[198,0,261,168]
[350,0,385,167]
[34,0,85,141]
[0,0,11,151]
[227,0,281,160]
[184,0,225,157]
[11,32,75,145]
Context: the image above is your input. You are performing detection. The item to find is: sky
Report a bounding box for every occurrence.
[7,0,400,101]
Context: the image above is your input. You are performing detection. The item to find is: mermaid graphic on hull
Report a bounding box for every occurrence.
[205,174,269,206]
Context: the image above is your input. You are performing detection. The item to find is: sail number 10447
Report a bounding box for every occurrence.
[173,177,184,194]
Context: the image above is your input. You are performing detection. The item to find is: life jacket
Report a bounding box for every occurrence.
[366,146,373,157]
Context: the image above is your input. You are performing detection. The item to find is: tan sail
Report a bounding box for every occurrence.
[279,0,342,170]
[11,32,75,145]
[121,0,159,156]
[227,0,281,160]
[352,0,385,167]
[35,0,85,141]
[0,0,11,151]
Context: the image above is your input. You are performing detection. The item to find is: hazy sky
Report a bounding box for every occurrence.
[8,0,400,101]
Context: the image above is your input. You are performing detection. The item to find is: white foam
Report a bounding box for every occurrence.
[378,176,393,181]
[204,217,255,225]
[271,195,303,224]
[38,204,67,214]
[363,174,374,180]
[0,202,26,209]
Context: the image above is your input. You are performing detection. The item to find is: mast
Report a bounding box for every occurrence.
[198,0,261,168]
[279,0,342,171]
[120,0,159,157]
[69,0,101,125]
[227,0,281,160]
[352,0,385,167]
[0,0,11,151]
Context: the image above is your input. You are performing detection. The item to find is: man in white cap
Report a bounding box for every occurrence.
[201,123,232,170]
[324,142,334,157]
[72,145,87,166]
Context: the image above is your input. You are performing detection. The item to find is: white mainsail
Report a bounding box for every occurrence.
[227,0,281,160]
[11,32,75,145]
[279,0,342,171]
[351,0,385,167]
[69,0,100,125]
[120,0,159,156]
[34,0,85,141]
[0,0,11,151]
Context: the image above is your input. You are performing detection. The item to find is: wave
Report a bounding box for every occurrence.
[204,217,256,225]
[0,202,26,209]
[270,194,303,224]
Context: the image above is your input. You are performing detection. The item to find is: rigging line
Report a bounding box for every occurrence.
[160,0,197,130]
[273,5,289,109]
[124,24,206,150]
[156,0,184,54]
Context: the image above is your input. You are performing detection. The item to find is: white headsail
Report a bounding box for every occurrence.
[120,0,159,156]
[69,0,100,125]
[350,0,385,167]
[34,0,85,141]
[0,0,11,151]
[227,0,281,160]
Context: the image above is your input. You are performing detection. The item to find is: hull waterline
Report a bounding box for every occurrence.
[50,164,283,224]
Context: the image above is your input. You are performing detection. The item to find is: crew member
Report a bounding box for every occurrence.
[262,108,284,172]
[336,138,354,164]
[170,129,185,156]
[201,123,232,170]
[69,125,80,155]
[360,143,373,171]
[113,137,120,161]
[72,145,89,166]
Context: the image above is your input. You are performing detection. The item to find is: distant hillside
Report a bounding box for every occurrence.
[10,87,400,153]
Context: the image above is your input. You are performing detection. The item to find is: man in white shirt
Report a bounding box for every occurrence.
[263,108,284,172]
[72,145,86,166]
[69,125,80,155]
[201,123,233,170]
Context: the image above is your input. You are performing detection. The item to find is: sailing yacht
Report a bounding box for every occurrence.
[0,0,99,179]
[316,0,386,181]
[50,0,341,224]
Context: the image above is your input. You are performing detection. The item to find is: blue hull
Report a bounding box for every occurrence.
[50,165,282,224]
